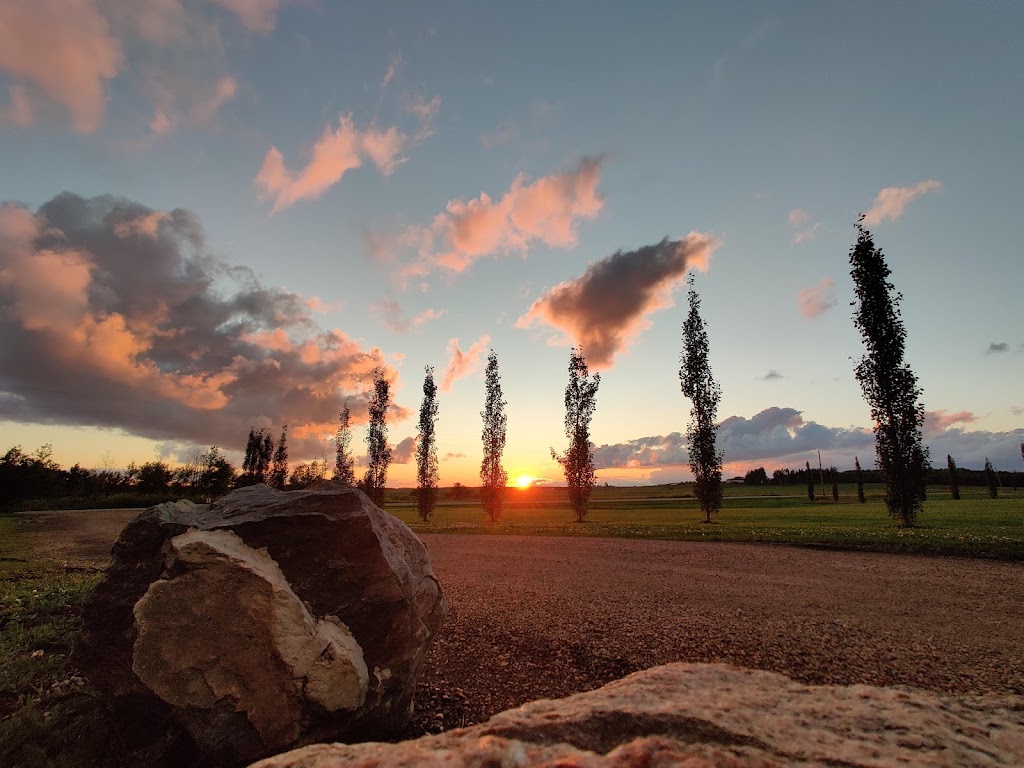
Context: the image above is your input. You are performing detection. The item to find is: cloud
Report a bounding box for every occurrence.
[517,234,719,368]
[443,451,465,460]
[441,335,490,391]
[255,115,408,212]
[797,277,837,318]
[0,84,34,127]
[786,208,821,244]
[760,369,784,381]
[986,342,1009,354]
[0,192,405,461]
[207,0,279,34]
[391,436,416,464]
[923,409,977,439]
[398,156,604,278]
[406,93,441,140]
[382,55,400,88]
[372,298,446,333]
[0,0,122,133]
[862,180,942,226]
[148,74,238,136]
[1011,406,1022,417]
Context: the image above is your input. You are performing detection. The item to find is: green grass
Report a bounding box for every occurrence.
[387,485,1024,561]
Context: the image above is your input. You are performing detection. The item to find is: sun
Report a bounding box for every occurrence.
[515,474,535,489]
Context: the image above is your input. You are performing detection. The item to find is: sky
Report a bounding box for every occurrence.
[1,0,1023,486]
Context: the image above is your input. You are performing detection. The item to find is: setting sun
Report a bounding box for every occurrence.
[515,475,535,489]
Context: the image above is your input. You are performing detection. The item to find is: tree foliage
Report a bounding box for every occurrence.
[334,402,356,484]
[480,350,508,522]
[984,457,998,499]
[947,454,961,500]
[806,460,814,502]
[552,348,601,522]
[854,456,866,503]
[269,426,289,489]
[849,219,929,527]
[416,366,440,521]
[830,466,839,503]
[679,277,723,523]
[363,370,392,508]
[241,427,274,485]
[743,467,769,486]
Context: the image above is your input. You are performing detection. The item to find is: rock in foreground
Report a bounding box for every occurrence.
[251,663,1024,768]
[74,481,446,767]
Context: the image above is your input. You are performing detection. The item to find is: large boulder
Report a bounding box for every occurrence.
[74,481,446,766]
[250,663,1024,768]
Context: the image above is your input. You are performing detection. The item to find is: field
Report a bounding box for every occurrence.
[384,483,1024,561]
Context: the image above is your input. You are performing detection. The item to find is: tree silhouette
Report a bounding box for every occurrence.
[241,427,273,485]
[947,454,960,500]
[854,456,866,503]
[480,350,508,522]
[363,370,392,508]
[849,218,929,527]
[806,461,814,502]
[269,426,289,489]
[984,457,998,499]
[416,366,440,522]
[679,277,722,524]
[334,402,356,484]
[552,348,601,522]
[831,466,839,503]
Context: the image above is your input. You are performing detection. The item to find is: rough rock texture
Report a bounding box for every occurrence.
[250,663,1024,768]
[73,482,446,766]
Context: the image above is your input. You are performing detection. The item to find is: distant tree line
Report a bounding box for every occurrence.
[743,463,1023,491]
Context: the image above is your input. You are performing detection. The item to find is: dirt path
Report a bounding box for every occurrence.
[14,510,1024,736]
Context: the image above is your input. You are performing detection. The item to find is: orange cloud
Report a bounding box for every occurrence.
[0,0,121,133]
[401,156,604,278]
[441,335,491,391]
[797,277,836,318]
[517,235,718,369]
[923,409,977,438]
[255,115,408,212]
[207,0,279,33]
[862,180,941,226]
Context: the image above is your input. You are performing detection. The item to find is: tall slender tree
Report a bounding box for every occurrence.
[241,426,272,485]
[849,218,929,527]
[831,466,839,503]
[552,348,601,522]
[416,366,440,522]
[334,402,356,484]
[854,456,866,503]
[480,350,508,522]
[679,277,722,524]
[363,370,392,507]
[947,454,961,500]
[269,425,289,489]
[984,458,998,499]
[806,460,814,502]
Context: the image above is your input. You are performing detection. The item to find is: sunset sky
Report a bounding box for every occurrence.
[1,1,1022,486]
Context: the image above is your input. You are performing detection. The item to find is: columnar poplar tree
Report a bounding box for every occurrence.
[334,402,355,484]
[679,277,723,523]
[241,427,273,485]
[854,456,866,503]
[363,370,392,508]
[552,348,601,522]
[416,366,440,522]
[849,218,929,527]
[480,350,508,522]
[947,454,960,500]
[269,425,289,489]
[831,467,839,503]
[984,458,998,499]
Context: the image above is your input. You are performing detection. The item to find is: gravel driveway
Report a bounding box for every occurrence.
[15,510,1024,738]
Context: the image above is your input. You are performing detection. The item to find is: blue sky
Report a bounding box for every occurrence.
[1,0,1022,485]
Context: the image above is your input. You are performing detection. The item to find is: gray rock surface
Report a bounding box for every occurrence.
[250,662,1024,767]
[73,481,446,766]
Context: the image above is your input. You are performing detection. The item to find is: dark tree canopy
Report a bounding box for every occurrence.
[416,366,440,522]
[241,427,274,485]
[552,348,600,522]
[806,460,815,502]
[679,277,723,523]
[269,426,289,489]
[480,350,508,522]
[334,402,355,484]
[854,456,866,503]
[363,370,392,507]
[743,467,769,486]
[849,219,929,527]
[947,454,961,500]
[831,466,839,503]
[984,457,998,499]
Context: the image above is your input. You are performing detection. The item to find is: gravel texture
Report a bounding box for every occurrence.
[14,511,1024,741]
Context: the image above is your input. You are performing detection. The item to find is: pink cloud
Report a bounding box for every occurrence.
[255,115,408,212]
[372,299,446,333]
[401,156,604,278]
[923,409,977,438]
[786,208,822,244]
[787,208,811,227]
[0,0,122,133]
[517,234,719,369]
[797,277,837,318]
[392,436,417,464]
[382,55,400,88]
[862,180,942,226]
[0,84,34,127]
[208,0,279,33]
[441,335,491,391]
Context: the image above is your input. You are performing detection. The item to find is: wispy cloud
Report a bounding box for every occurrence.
[862,180,942,226]
[923,409,977,438]
[0,192,403,460]
[760,369,784,381]
[382,54,400,88]
[255,115,408,212]
[372,298,446,333]
[440,335,490,391]
[986,342,1009,354]
[786,208,821,244]
[397,156,604,278]
[797,277,836,318]
[207,0,280,34]
[517,234,719,368]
